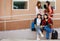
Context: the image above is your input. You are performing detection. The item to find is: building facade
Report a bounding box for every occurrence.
[0,0,60,31]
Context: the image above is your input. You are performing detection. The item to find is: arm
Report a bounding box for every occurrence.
[34,18,37,28]
[49,6,52,14]
[48,18,53,28]
[41,20,46,27]
[36,6,39,15]
[49,18,53,25]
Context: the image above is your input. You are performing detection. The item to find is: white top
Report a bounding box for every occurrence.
[36,6,44,15]
[37,18,41,26]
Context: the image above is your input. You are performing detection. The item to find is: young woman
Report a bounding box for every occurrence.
[44,1,54,18]
[34,14,44,40]
[36,1,43,15]
[42,14,53,39]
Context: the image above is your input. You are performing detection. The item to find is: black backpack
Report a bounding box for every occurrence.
[51,30,58,39]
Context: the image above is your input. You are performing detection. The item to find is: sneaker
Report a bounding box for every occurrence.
[37,37,40,40]
[41,34,44,37]
[40,31,44,37]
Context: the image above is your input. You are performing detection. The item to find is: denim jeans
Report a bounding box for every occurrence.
[44,25,52,39]
[35,25,42,35]
[46,31,50,39]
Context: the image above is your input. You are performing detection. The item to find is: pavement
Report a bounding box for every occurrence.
[0,28,60,41]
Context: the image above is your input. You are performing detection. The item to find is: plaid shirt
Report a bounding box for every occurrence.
[42,18,53,28]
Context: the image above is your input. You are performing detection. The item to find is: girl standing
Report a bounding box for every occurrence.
[36,1,43,15]
[44,1,54,18]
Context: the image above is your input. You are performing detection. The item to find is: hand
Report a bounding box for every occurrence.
[40,25,43,28]
[40,25,44,28]
[50,24,52,26]
[46,19,48,21]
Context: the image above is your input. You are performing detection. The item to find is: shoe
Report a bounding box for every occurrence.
[41,34,44,37]
[40,31,44,37]
[37,37,40,40]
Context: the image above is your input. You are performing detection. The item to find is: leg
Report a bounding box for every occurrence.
[40,27,44,33]
[44,25,51,39]
[35,26,40,40]
[39,29,44,37]
[46,31,50,39]
[36,32,40,40]
[37,26,44,37]
[35,26,44,40]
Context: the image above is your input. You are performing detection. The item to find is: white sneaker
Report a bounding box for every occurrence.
[37,37,40,40]
[39,31,44,37]
[41,34,44,37]
[37,34,40,40]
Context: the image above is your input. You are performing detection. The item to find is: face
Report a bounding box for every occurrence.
[44,15,47,19]
[38,3,41,7]
[46,3,48,6]
[38,15,41,18]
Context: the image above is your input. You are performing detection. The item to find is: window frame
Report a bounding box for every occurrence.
[38,0,56,10]
[12,0,29,10]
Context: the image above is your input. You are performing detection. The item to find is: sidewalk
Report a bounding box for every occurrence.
[0,28,60,40]
[1,39,60,41]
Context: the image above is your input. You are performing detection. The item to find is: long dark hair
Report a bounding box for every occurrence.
[43,14,48,20]
[44,4,49,13]
[46,1,50,6]
[36,1,41,9]
[44,4,47,9]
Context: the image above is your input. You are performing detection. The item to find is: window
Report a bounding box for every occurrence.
[38,0,56,10]
[12,0,29,10]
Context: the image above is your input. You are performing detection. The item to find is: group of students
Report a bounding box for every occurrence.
[36,1,54,18]
[34,14,53,40]
[34,1,54,40]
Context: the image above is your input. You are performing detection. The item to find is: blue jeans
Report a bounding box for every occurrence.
[46,31,50,39]
[44,25,52,39]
